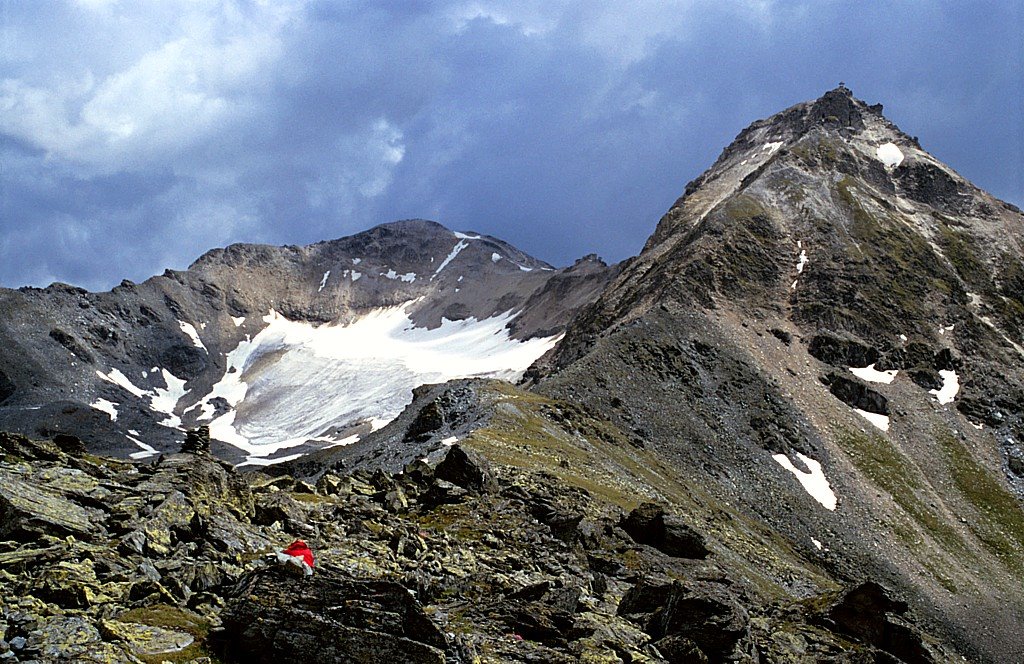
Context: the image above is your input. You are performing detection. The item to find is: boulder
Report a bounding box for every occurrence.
[620,503,709,559]
[823,374,889,415]
[529,498,584,543]
[52,434,87,457]
[214,567,448,663]
[0,470,102,541]
[20,616,134,663]
[434,445,497,493]
[500,584,587,648]
[822,581,934,664]
[618,578,751,661]
[807,333,878,367]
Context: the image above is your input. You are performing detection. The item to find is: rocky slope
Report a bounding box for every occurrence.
[0,400,959,663]
[0,220,614,464]
[528,86,1024,661]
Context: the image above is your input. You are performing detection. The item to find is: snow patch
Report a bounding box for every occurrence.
[876,143,904,168]
[849,363,898,384]
[491,252,502,263]
[352,258,362,265]
[91,398,119,421]
[236,453,305,468]
[350,271,362,282]
[812,538,823,550]
[150,369,189,428]
[127,434,158,460]
[383,269,416,282]
[318,271,330,292]
[939,324,955,335]
[930,369,960,405]
[178,321,207,352]
[796,249,808,274]
[899,334,908,342]
[231,316,245,327]
[441,436,459,446]
[855,409,890,431]
[772,452,837,510]
[518,264,533,272]
[763,141,783,153]
[454,231,481,240]
[434,240,469,278]
[97,369,147,398]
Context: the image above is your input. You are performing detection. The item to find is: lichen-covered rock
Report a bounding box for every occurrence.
[99,619,195,657]
[0,470,102,540]
[22,616,138,663]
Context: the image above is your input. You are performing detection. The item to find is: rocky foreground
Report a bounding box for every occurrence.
[1,427,956,663]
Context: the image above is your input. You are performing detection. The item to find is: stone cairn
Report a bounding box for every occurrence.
[182,425,211,454]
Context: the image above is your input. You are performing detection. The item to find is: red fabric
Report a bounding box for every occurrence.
[282,539,315,568]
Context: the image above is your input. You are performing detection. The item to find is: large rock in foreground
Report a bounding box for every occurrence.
[215,566,449,663]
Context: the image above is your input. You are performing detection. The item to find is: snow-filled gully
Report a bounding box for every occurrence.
[772,452,837,510]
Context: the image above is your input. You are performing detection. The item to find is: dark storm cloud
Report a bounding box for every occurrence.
[1,1,1020,290]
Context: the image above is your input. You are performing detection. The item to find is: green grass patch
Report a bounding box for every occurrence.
[834,426,967,557]
[289,492,332,504]
[936,432,1024,574]
[936,226,987,290]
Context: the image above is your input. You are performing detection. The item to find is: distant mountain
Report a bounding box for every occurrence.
[0,219,615,464]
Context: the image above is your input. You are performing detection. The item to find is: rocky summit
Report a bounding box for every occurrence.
[1,87,1023,663]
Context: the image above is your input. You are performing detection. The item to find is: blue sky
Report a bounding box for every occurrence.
[1,1,1021,290]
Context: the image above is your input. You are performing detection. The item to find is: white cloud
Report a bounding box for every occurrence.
[306,118,406,208]
[447,1,559,36]
[0,1,298,171]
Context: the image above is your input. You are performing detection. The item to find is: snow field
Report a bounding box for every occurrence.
[192,302,562,464]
